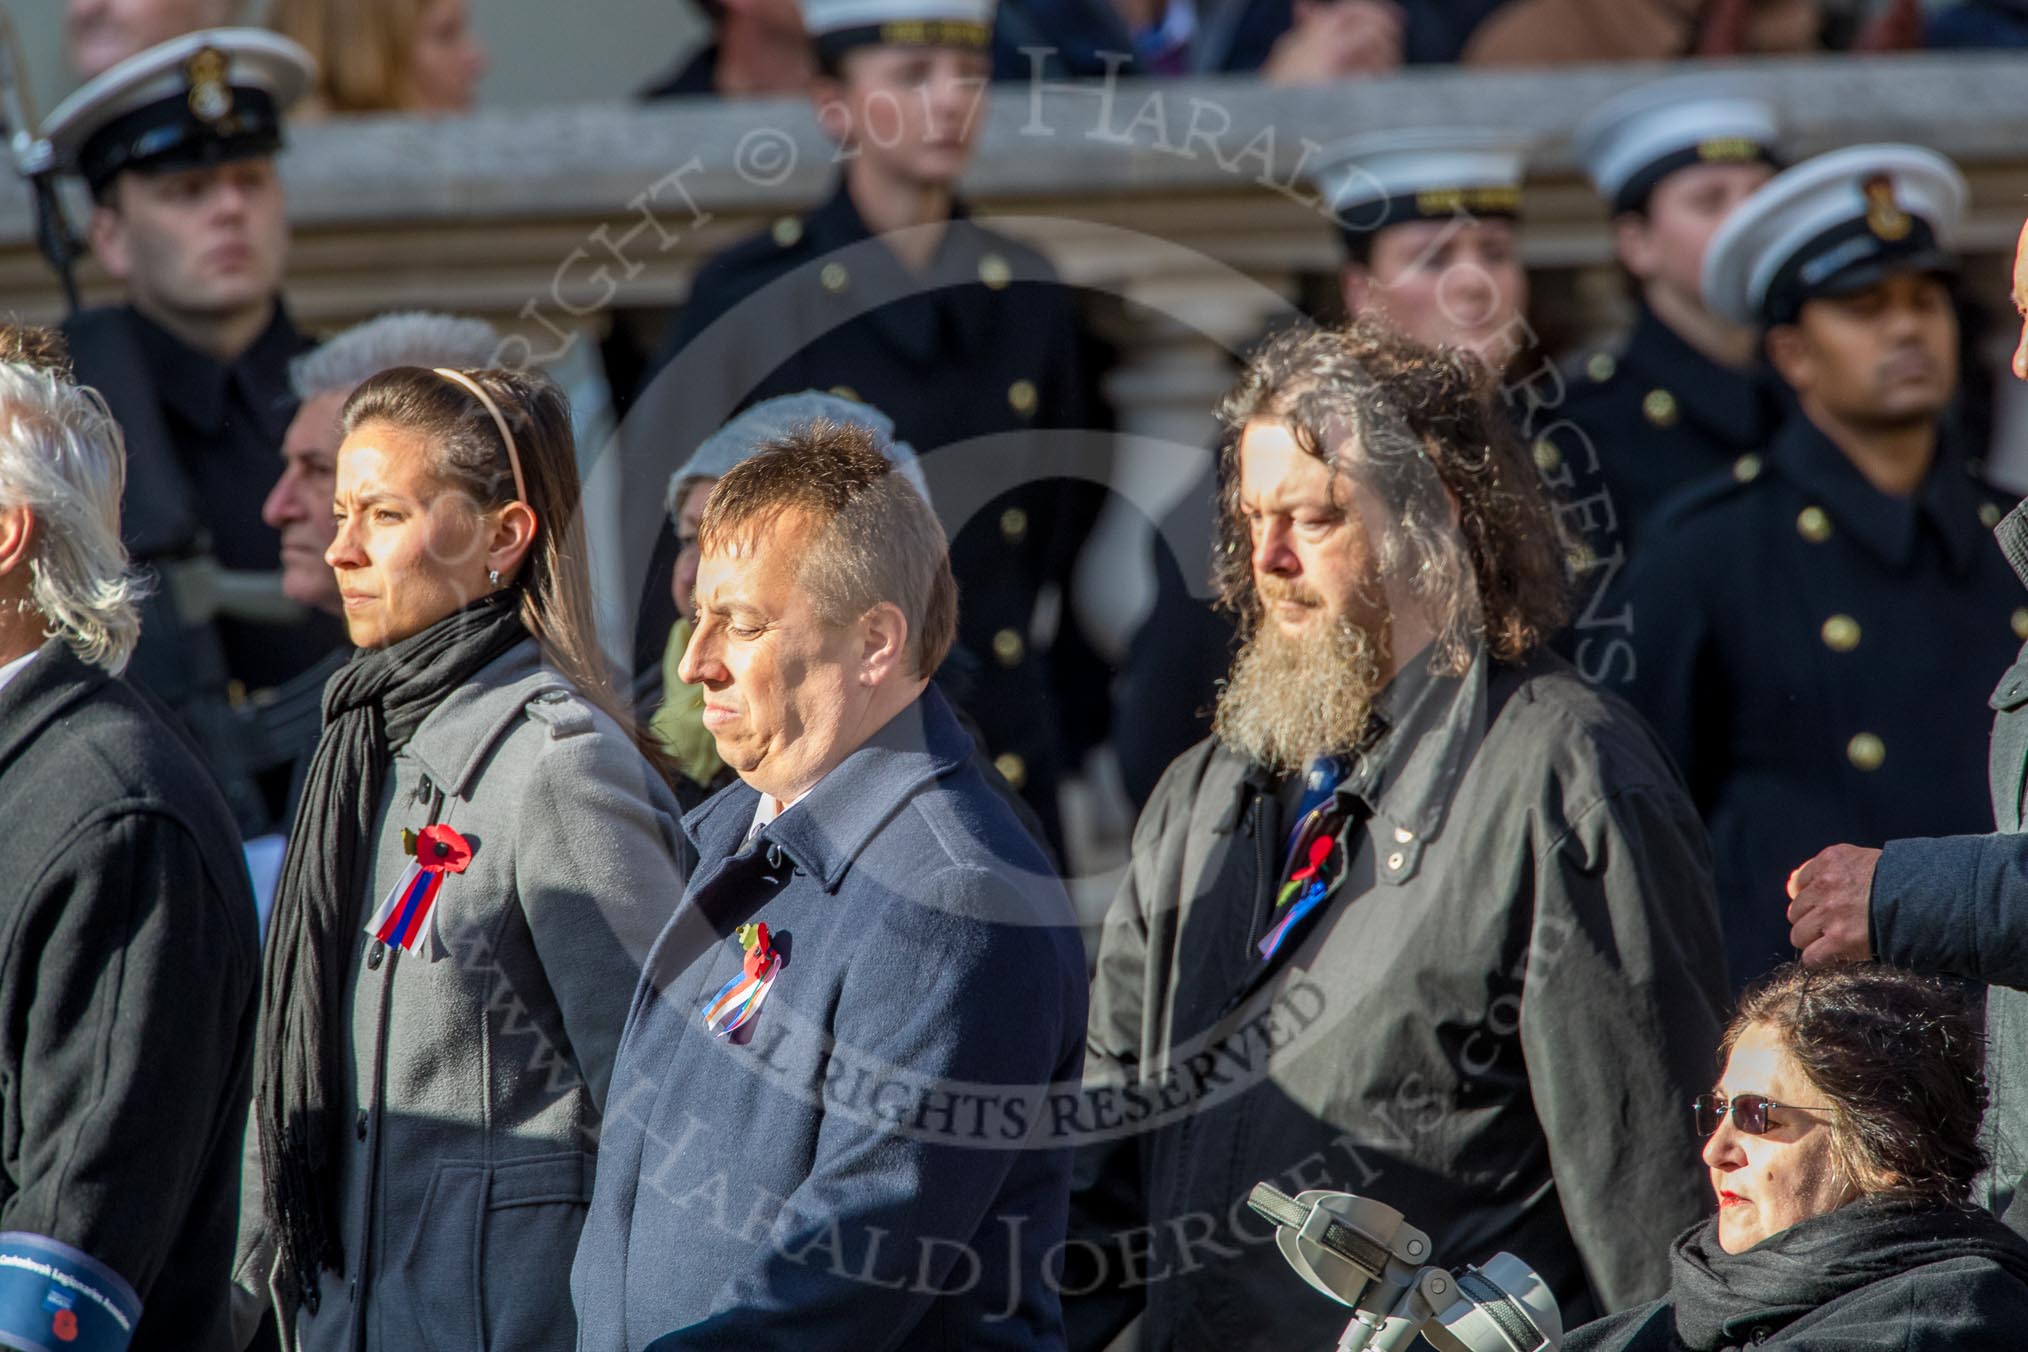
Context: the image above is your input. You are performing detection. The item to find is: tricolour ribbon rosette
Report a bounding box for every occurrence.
[701,921,780,1037]
[364,823,473,954]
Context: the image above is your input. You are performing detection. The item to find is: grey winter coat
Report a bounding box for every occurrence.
[233,638,687,1352]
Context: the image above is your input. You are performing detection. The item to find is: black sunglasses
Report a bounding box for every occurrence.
[1693,1092,1832,1137]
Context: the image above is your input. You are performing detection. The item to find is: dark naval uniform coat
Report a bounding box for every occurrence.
[571,685,1087,1351]
[63,302,343,832]
[1612,414,2024,991]
[0,640,259,1352]
[634,184,1105,847]
[1068,647,1727,1352]
[1556,303,1785,556]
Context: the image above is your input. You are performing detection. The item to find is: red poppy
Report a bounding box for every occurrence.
[1289,835,1332,883]
[416,823,474,875]
[740,922,777,979]
[52,1309,77,1342]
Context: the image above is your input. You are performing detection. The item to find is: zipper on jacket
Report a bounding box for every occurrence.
[1244,790,1273,960]
[1217,791,1277,1017]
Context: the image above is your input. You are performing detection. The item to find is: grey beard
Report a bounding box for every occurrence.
[1213,613,1385,776]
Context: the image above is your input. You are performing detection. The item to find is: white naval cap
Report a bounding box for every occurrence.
[802,0,996,55]
[1309,129,1528,251]
[1573,77,1781,215]
[1701,143,1966,329]
[42,29,312,195]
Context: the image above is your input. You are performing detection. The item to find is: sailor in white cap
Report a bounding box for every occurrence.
[39,29,339,841]
[1311,128,1532,371]
[631,0,1102,857]
[1612,144,2024,995]
[1563,79,1785,548]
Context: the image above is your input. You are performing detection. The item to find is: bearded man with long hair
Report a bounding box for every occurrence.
[1065,319,1730,1352]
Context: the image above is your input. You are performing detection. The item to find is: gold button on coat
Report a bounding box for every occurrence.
[979,253,1012,289]
[1820,615,1860,652]
[1000,506,1028,541]
[1847,733,1886,772]
[820,262,849,292]
[1642,389,1678,427]
[1586,352,1616,383]
[992,628,1025,666]
[771,215,803,247]
[1008,379,1038,416]
[994,752,1027,790]
[1797,506,1832,543]
[1532,437,1561,472]
[1983,502,2005,530]
[2013,608,2028,641]
[828,384,859,402]
[1733,454,1763,483]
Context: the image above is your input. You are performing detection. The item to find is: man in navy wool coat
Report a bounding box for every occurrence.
[572,419,1088,1350]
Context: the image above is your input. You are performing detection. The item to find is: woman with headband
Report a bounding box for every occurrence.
[231,365,687,1351]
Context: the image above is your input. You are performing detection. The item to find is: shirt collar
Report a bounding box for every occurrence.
[127,301,301,436]
[1997,499,2028,592]
[1771,414,1988,574]
[746,785,805,843]
[682,682,973,893]
[0,648,38,704]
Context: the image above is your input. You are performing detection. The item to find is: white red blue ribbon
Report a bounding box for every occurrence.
[366,859,444,954]
[363,823,473,955]
[701,964,777,1037]
[702,922,780,1037]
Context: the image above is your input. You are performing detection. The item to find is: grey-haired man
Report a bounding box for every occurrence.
[0,325,258,1352]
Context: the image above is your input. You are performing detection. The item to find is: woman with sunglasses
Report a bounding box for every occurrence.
[1567,962,2028,1350]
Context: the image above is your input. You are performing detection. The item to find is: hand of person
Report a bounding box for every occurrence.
[1786,843,1881,965]
[1262,0,1404,85]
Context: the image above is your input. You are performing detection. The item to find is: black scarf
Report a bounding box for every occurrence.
[256,592,527,1312]
[1669,1193,2028,1349]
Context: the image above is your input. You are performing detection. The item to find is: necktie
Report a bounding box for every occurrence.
[1259,756,1355,961]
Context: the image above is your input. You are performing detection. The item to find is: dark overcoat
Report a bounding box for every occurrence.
[0,639,259,1352]
[1068,647,1728,1352]
[1611,414,2022,989]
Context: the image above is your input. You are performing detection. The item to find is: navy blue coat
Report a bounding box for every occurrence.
[1555,303,1787,557]
[571,685,1087,1350]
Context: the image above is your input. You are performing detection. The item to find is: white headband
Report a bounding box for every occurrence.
[433,367,528,504]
